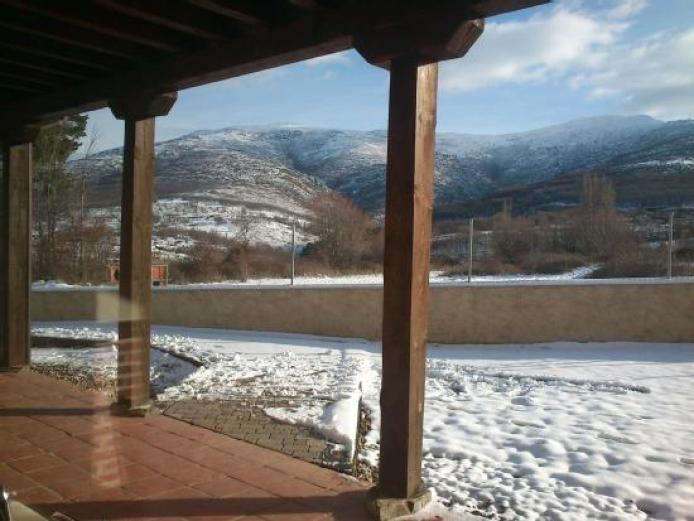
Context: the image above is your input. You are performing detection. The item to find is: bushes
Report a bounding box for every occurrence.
[517,251,587,274]
[592,247,667,279]
[168,234,295,283]
[304,193,383,271]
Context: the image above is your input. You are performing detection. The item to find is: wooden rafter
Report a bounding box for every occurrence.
[0,0,197,53]
[0,55,92,81]
[94,0,241,41]
[0,0,547,124]
[288,0,323,11]
[187,0,269,27]
[0,81,44,94]
[0,34,127,71]
[0,12,158,60]
[0,66,79,89]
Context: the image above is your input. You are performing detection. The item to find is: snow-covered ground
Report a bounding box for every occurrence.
[32,266,600,291]
[91,197,313,256]
[31,322,694,521]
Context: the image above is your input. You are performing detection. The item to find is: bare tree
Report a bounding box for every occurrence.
[306,192,381,270]
[233,207,256,281]
[33,115,87,279]
[72,124,102,282]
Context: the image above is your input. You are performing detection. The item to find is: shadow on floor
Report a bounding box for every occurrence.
[36,490,370,521]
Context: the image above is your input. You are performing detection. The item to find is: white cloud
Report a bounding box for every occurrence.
[439,1,632,91]
[604,0,647,20]
[574,28,694,119]
[439,0,694,120]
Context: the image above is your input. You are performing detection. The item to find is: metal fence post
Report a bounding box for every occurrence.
[468,217,474,283]
[668,210,674,279]
[290,219,296,286]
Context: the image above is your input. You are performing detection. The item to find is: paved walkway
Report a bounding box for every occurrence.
[162,399,352,474]
[0,371,370,521]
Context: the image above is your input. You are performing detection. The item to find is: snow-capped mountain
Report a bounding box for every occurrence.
[80,115,694,223]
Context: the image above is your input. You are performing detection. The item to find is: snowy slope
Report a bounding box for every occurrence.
[79,116,694,220]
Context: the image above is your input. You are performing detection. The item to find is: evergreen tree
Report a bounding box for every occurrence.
[33,115,87,279]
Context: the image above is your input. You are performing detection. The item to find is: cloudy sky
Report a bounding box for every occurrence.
[82,0,694,153]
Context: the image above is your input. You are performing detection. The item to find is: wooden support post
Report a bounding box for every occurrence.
[109,92,176,412]
[0,132,35,371]
[116,117,155,409]
[369,56,438,519]
[357,22,483,518]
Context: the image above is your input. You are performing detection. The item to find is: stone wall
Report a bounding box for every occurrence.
[31,280,694,344]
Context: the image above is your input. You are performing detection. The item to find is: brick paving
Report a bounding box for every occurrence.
[31,336,355,474]
[162,400,353,474]
[0,370,371,521]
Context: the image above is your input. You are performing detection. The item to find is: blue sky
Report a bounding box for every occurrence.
[81,0,694,153]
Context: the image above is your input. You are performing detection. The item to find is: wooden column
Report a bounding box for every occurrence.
[355,22,483,518]
[379,56,438,500]
[110,92,176,411]
[117,118,156,409]
[0,132,35,370]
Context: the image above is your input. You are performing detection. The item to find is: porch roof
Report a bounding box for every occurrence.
[0,0,544,125]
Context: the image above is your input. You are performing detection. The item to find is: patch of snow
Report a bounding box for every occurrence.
[30,322,694,521]
[266,393,361,457]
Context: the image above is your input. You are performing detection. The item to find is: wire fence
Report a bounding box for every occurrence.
[432,208,694,280]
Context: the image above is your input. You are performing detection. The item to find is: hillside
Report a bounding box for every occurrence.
[79,115,694,229]
[438,119,694,217]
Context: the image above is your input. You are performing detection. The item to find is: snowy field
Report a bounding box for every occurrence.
[32,266,600,291]
[31,321,694,521]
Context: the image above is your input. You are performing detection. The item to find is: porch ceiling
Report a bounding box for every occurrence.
[0,0,545,125]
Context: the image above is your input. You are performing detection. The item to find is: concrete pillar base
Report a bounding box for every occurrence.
[365,486,432,521]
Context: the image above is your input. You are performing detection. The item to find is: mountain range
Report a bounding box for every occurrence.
[81,115,694,223]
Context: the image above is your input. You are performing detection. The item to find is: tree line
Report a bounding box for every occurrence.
[30,115,117,284]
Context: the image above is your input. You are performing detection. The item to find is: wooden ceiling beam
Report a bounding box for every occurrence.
[0,0,548,124]
[0,34,128,72]
[288,0,323,10]
[94,0,241,41]
[0,70,70,89]
[0,55,91,81]
[355,17,485,68]
[0,13,157,60]
[0,66,82,87]
[187,0,269,27]
[0,80,46,95]
[0,0,197,54]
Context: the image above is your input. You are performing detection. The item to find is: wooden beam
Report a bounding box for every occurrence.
[377,56,438,506]
[0,68,75,89]
[0,8,162,60]
[0,33,125,71]
[0,81,44,94]
[94,0,239,41]
[187,0,268,27]
[0,0,195,54]
[0,0,546,124]
[0,130,37,370]
[0,55,92,81]
[288,0,322,11]
[111,93,176,411]
[110,92,178,121]
[356,17,484,68]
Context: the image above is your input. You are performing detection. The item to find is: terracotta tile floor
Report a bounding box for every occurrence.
[0,371,371,521]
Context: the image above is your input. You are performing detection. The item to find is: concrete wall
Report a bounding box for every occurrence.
[31,280,694,344]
